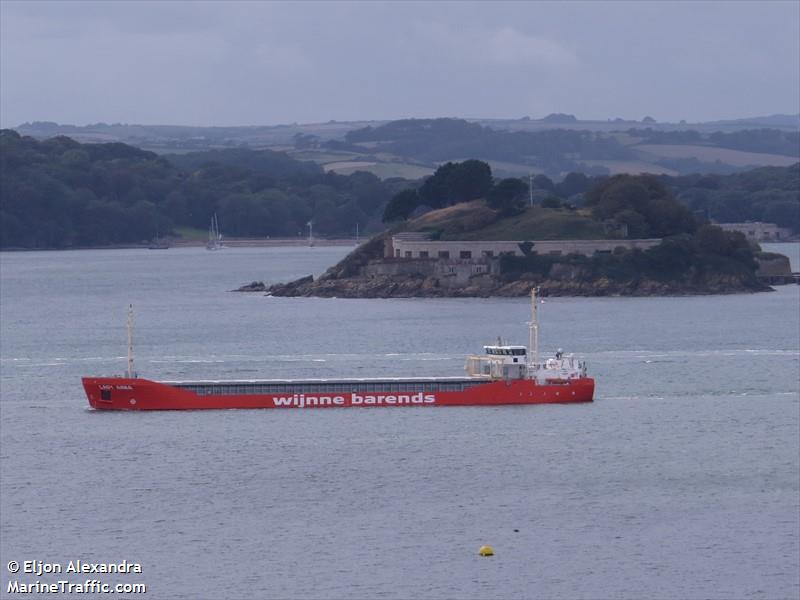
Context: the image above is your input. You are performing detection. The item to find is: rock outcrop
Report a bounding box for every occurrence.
[244,235,771,297]
[260,270,769,298]
[235,208,778,298]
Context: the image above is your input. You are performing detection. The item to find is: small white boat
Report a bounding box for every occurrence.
[206,214,225,251]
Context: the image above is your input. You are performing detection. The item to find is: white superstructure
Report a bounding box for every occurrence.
[464,288,587,382]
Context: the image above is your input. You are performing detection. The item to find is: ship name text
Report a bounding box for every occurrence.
[272,392,436,408]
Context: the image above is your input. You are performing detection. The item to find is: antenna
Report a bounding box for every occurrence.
[126,304,136,379]
[529,173,534,208]
[528,287,539,370]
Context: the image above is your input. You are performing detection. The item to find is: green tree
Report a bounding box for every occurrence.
[487,178,528,214]
[383,189,419,222]
[643,198,697,237]
[219,193,271,236]
[418,160,493,207]
[693,224,730,254]
[644,237,693,278]
[614,209,649,238]
[418,162,457,208]
[557,172,590,197]
[586,174,696,238]
[450,159,493,202]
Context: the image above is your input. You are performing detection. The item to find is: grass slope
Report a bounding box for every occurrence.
[408,202,608,241]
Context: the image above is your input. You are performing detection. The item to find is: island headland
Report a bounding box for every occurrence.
[241,165,784,298]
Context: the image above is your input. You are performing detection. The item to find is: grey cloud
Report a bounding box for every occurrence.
[1,0,797,127]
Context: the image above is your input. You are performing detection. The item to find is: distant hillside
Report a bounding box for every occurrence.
[702,114,800,129]
[0,130,400,249]
[342,118,631,175]
[330,118,800,179]
[626,128,799,158]
[13,114,800,181]
[15,113,799,147]
[13,120,383,153]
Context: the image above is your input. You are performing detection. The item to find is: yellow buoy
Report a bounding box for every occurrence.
[478,545,494,556]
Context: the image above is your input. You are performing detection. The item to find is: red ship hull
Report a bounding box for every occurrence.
[82,377,595,411]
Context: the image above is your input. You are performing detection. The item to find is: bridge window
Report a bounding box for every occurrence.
[419,251,429,258]
[438,251,450,259]
[460,251,472,259]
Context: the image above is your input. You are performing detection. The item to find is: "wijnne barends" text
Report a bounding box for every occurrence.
[272,392,436,408]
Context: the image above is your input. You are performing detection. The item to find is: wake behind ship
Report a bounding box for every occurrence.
[82,289,594,410]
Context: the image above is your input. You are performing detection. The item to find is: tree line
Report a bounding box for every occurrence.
[0,130,403,248]
[1,129,797,250]
[383,160,799,235]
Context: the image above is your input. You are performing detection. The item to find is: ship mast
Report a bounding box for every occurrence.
[126,304,136,379]
[529,287,539,370]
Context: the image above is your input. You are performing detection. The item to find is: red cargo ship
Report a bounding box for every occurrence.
[82,289,594,411]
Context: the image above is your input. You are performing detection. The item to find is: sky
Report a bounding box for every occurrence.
[1,0,798,127]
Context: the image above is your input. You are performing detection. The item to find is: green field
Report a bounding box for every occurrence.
[173,226,208,241]
[456,207,608,240]
[326,161,434,179]
[633,144,798,167]
[290,150,363,163]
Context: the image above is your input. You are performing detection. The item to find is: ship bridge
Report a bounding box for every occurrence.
[465,344,528,380]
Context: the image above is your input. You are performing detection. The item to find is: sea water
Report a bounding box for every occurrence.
[1,244,798,599]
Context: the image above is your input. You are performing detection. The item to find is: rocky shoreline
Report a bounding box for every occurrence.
[237,271,769,298]
[234,227,775,298]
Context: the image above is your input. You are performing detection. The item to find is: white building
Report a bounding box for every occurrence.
[386,233,661,260]
[717,222,793,242]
